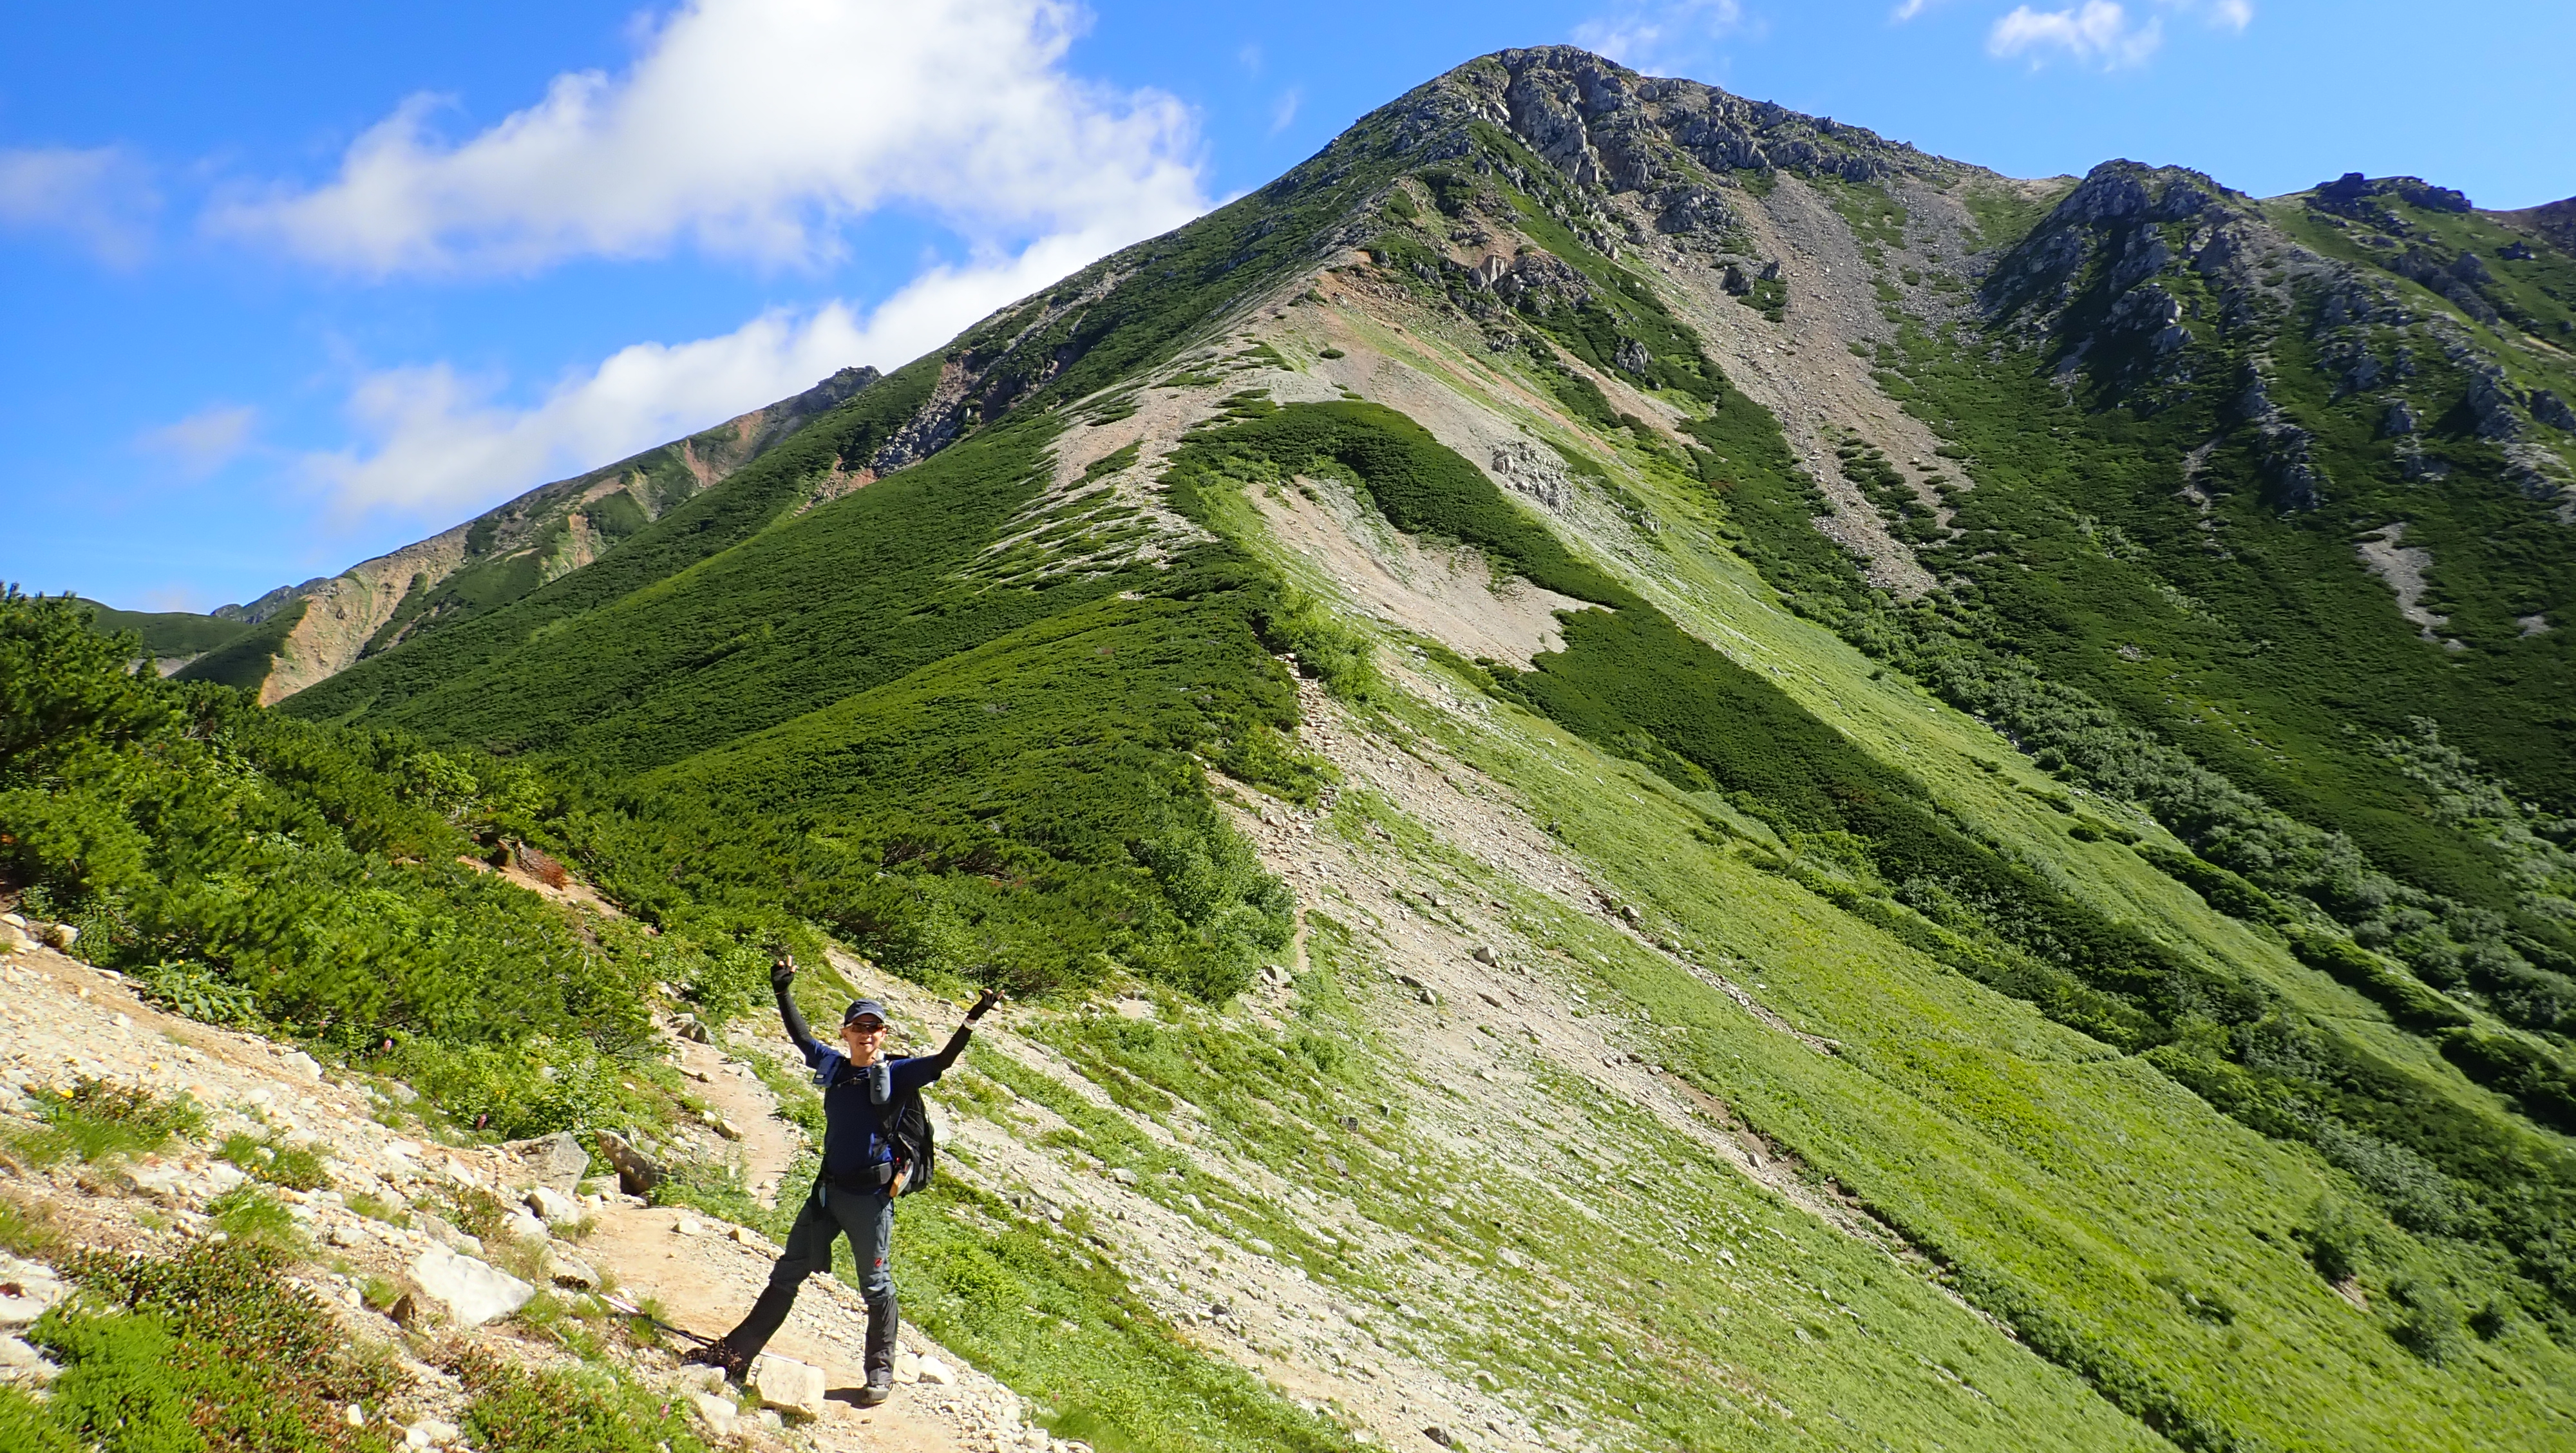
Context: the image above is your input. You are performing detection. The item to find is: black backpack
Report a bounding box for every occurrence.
[886,1088,936,1196]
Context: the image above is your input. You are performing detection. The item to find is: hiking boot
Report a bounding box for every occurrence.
[856,1365,893,1407]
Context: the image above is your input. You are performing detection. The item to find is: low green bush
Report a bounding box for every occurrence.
[20,1240,401,1452]
[451,1347,706,1453]
[6,1078,203,1167]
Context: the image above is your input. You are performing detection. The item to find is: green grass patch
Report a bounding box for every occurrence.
[6,1078,204,1167]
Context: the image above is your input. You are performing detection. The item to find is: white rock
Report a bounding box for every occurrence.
[688,1391,738,1425]
[0,1255,65,1329]
[344,1404,367,1428]
[0,924,30,955]
[893,1351,922,1383]
[757,1409,784,1430]
[524,1186,582,1225]
[751,1352,826,1416]
[672,1365,726,1395]
[204,1161,248,1194]
[918,1355,955,1386]
[547,1250,600,1289]
[673,1216,701,1237]
[1023,1429,1051,1449]
[126,1160,192,1200]
[404,1426,432,1449]
[502,1208,547,1241]
[0,1335,45,1376]
[409,1242,534,1328]
[282,1050,323,1081]
[410,1419,459,1447]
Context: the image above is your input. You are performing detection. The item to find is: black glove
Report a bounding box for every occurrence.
[770,954,796,990]
[967,988,1004,1022]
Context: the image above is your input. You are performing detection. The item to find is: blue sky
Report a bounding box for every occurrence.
[6,0,2569,613]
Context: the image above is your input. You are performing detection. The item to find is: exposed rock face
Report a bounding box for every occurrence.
[1391,46,1952,235]
[1980,162,2266,404]
[2233,364,2328,511]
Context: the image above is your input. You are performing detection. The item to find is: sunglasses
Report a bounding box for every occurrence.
[844,1020,888,1034]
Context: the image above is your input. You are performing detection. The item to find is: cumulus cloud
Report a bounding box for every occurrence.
[303,229,1108,519]
[1573,0,1748,73]
[211,0,1207,276]
[138,405,258,479]
[1986,0,2251,70]
[0,146,157,265]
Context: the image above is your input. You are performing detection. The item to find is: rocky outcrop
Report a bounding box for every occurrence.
[1414,46,1953,223]
[2488,195,2576,258]
[2233,363,2328,511]
[1981,162,2262,401]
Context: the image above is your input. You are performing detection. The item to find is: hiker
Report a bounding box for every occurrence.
[687,953,1001,1403]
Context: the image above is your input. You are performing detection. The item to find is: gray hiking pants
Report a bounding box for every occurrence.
[724,1179,896,1368]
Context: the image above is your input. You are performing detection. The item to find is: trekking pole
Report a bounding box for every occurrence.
[599,1292,717,1347]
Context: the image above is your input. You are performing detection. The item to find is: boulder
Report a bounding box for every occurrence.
[918,1355,955,1385]
[0,924,31,955]
[593,1130,663,1196]
[524,1185,583,1225]
[0,1255,66,1329]
[409,1243,534,1328]
[0,1334,57,1383]
[750,1353,826,1416]
[281,1050,323,1082]
[38,923,76,951]
[501,1132,591,1191]
[688,1392,739,1427]
[502,1209,547,1242]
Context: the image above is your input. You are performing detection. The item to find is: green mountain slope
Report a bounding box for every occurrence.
[30,44,2576,1453]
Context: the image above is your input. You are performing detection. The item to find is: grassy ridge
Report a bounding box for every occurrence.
[71,599,253,659]
[285,356,944,728]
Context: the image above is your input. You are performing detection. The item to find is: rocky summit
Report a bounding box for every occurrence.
[19,44,2576,1453]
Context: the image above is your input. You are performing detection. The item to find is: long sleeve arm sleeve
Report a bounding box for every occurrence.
[777,978,817,1055]
[904,1020,976,1086]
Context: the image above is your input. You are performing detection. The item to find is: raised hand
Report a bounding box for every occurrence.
[770,952,797,989]
[967,988,1005,1022]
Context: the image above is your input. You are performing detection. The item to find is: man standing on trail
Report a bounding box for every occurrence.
[687,953,1001,1404]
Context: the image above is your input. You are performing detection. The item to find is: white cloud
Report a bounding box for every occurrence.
[138,405,258,479]
[211,0,1208,276]
[1889,0,1938,20]
[303,229,1110,518]
[1573,0,1747,72]
[0,146,156,265]
[1987,1,2163,68]
[1985,0,2251,70]
[1269,88,1303,137]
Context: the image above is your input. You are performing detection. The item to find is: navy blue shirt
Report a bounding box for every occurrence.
[773,978,974,1183]
[796,1040,960,1180]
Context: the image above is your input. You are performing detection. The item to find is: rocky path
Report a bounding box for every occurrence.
[0,940,1061,1453]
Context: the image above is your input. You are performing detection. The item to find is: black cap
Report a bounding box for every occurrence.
[843,999,891,1028]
